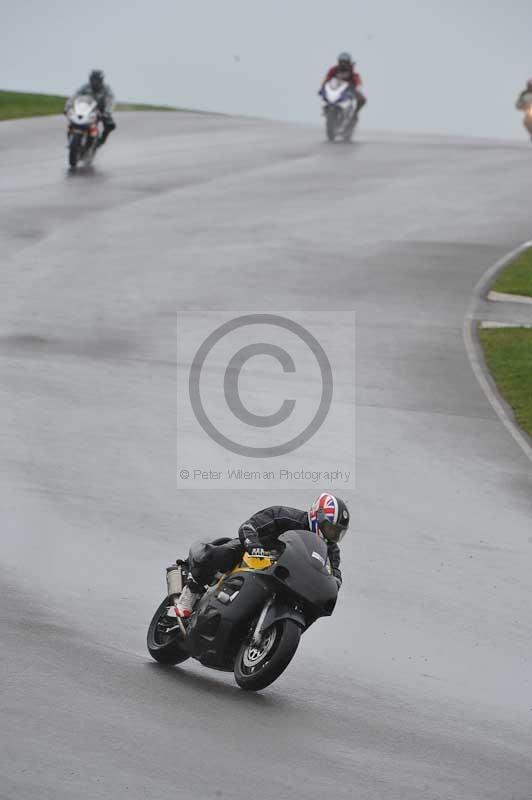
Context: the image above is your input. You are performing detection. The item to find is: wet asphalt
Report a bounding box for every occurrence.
[1,112,531,799]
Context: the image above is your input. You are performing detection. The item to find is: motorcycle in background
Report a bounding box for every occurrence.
[517,91,532,141]
[320,78,358,142]
[147,530,339,691]
[66,95,101,168]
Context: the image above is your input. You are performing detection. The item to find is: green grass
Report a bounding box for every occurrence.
[0,90,67,120]
[0,89,177,121]
[479,328,532,437]
[491,248,532,297]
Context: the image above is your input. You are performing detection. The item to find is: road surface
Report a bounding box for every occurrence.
[1,112,531,799]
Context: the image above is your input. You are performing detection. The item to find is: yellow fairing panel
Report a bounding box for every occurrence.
[240,553,273,571]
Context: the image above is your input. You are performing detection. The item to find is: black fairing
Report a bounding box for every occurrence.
[185,572,270,670]
[183,530,338,670]
[262,531,338,617]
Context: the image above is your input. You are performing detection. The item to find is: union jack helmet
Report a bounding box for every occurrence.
[308,493,350,544]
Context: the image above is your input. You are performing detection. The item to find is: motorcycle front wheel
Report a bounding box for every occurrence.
[326,109,338,142]
[147,597,190,665]
[68,133,83,168]
[234,619,301,691]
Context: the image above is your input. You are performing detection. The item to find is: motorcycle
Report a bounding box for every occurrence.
[320,78,358,142]
[66,95,101,168]
[147,530,339,691]
[516,90,532,140]
[523,106,532,139]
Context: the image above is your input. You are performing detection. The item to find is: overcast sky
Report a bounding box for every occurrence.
[3,0,531,139]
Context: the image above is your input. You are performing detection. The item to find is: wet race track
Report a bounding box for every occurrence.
[1,112,532,799]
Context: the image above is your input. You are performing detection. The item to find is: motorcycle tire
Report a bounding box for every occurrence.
[326,110,337,142]
[68,133,83,168]
[234,619,301,691]
[84,137,98,166]
[342,127,354,143]
[147,597,190,665]
[343,114,358,143]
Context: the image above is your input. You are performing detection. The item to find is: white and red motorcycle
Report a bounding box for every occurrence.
[320,78,358,142]
[66,95,101,168]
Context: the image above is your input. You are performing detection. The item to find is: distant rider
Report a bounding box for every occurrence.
[515,79,532,140]
[174,493,350,618]
[320,52,367,119]
[65,69,116,147]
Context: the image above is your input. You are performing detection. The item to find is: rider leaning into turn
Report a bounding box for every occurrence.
[175,493,350,618]
[65,69,116,147]
[320,52,367,118]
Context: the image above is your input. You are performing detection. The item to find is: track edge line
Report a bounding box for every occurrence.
[463,241,532,465]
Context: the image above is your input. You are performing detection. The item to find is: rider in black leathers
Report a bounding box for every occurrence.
[175,493,350,618]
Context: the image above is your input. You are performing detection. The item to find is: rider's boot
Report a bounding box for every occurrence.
[174,578,202,618]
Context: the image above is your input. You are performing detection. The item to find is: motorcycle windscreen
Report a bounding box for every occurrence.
[271,531,338,614]
[72,96,98,122]
[323,79,351,104]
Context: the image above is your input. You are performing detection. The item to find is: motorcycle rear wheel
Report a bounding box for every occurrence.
[342,125,355,142]
[147,597,190,665]
[84,137,98,166]
[342,114,357,142]
[234,619,301,691]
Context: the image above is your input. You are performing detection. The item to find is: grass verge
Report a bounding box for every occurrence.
[0,90,66,120]
[0,89,177,121]
[491,248,532,297]
[479,328,532,437]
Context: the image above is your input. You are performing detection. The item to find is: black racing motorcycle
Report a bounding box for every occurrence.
[147,531,338,691]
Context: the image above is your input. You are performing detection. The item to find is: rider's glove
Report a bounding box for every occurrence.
[239,522,267,556]
[243,535,262,552]
[239,522,257,543]
[242,531,264,557]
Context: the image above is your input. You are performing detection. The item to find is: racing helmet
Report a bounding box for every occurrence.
[337,52,354,68]
[308,493,350,543]
[89,69,105,92]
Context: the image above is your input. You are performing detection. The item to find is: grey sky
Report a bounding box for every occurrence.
[3,0,531,139]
